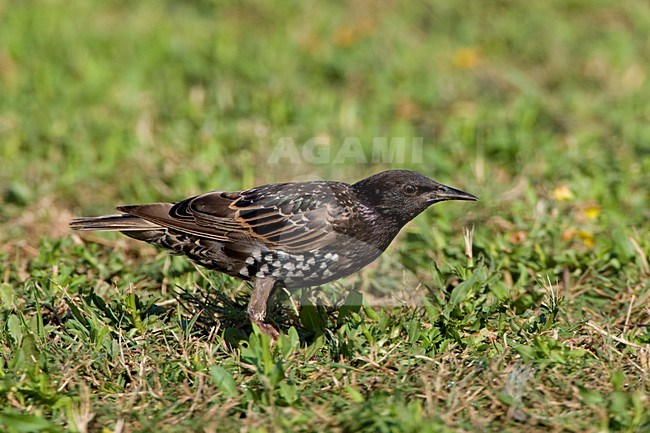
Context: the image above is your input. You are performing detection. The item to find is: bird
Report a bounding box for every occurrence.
[70,170,478,338]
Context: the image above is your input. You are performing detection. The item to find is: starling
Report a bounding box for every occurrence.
[70,170,477,337]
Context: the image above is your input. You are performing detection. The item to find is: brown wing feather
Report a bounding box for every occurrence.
[117,201,240,242]
[228,184,339,251]
[118,182,345,253]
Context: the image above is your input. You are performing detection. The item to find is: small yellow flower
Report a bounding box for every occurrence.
[583,205,601,220]
[552,185,574,201]
[576,231,595,248]
[453,47,479,70]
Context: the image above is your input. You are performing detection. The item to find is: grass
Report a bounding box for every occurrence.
[1,0,650,431]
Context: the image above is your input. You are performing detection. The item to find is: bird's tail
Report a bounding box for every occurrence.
[69,214,161,231]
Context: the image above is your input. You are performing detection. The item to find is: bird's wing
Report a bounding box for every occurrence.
[117,182,344,253]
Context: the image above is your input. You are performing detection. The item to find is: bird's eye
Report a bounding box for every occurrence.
[402,184,417,196]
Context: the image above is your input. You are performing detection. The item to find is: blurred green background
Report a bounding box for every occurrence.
[3,1,648,224]
[1,1,649,432]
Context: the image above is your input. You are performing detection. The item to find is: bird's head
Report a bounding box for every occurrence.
[351,170,478,226]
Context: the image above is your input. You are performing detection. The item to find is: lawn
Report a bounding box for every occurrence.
[1,1,649,432]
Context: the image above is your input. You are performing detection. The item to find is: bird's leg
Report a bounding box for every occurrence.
[247,278,279,339]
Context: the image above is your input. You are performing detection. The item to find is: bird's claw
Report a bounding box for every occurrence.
[251,320,280,340]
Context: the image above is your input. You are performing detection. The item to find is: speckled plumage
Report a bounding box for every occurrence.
[70,170,478,337]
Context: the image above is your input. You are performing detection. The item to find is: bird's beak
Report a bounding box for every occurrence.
[429,184,478,203]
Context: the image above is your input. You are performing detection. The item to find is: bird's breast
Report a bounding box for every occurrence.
[235,235,386,289]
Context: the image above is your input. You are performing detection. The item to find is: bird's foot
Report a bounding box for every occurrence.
[248,278,279,340]
[251,319,280,340]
